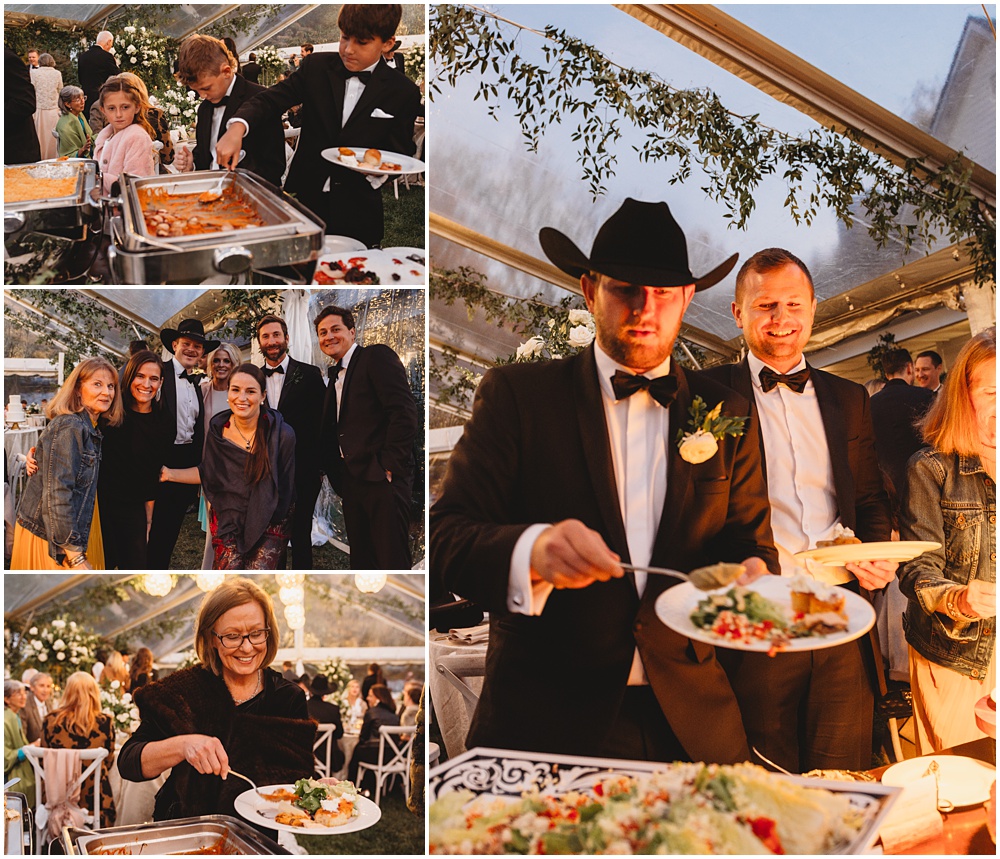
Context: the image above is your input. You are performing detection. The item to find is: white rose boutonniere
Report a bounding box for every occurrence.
[677,396,748,464]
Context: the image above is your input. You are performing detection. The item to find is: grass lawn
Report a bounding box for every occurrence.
[382,183,425,250]
[296,791,424,855]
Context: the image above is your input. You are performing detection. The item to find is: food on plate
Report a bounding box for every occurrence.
[261,777,360,829]
[4,165,78,203]
[338,147,354,156]
[339,148,360,168]
[313,256,381,286]
[429,762,869,854]
[816,524,861,548]
[363,148,381,167]
[380,161,402,171]
[138,184,266,238]
[689,562,746,590]
[788,573,847,618]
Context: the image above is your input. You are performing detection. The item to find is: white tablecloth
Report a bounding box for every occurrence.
[428,626,488,759]
[4,427,41,462]
[337,732,359,780]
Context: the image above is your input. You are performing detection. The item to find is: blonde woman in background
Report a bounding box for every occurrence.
[100,651,130,692]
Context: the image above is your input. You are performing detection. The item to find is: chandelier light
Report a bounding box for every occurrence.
[278,586,304,606]
[195,573,225,592]
[275,573,304,589]
[144,573,173,597]
[284,603,305,630]
[355,573,387,594]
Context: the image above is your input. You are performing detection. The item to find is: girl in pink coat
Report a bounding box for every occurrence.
[92,74,155,195]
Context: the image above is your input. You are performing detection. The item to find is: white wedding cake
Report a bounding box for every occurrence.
[6,395,26,423]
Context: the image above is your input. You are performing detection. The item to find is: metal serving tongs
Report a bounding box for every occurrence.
[619,562,746,591]
[751,746,875,782]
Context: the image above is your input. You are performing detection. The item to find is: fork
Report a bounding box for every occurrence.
[227,768,265,798]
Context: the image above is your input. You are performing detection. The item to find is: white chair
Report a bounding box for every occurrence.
[313,723,343,779]
[23,746,109,839]
[356,725,415,806]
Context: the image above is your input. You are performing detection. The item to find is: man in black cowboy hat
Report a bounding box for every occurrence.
[431,198,778,763]
[306,674,346,772]
[147,319,220,570]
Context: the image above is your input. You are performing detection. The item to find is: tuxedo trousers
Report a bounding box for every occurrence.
[342,472,411,570]
[290,472,321,569]
[305,171,383,247]
[147,442,200,570]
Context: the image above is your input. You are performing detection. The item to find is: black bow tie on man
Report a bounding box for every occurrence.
[263,365,285,377]
[178,371,199,384]
[611,370,678,408]
[758,366,810,394]
[338,68,372,84]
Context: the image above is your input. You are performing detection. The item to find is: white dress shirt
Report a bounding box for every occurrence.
[747,352,851,585]
[264,354,290,409]
[334,343,358,423]
[507,345,672,684]
[208,76,237,170]
[171,356,200,445]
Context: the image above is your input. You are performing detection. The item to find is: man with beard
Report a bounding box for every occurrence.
[431,199,778,761]
[256,314,325,569]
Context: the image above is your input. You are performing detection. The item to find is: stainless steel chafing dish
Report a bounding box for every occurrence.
[62,814,289,855]
[108,170,324,284]
[4,791,32,855]
[3,159,101,244]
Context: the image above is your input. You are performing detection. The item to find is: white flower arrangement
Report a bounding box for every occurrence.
[513,306,596,363]
[676,396,748,464]
[115,22,169,78]
[150,84,199,130]
[254,44,286,86]
[12,615,101,682]
[311,657,355,716]
[100,684,141,736]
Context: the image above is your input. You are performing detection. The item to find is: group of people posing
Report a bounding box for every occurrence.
[11,304,419,571]
[431,197,995,773]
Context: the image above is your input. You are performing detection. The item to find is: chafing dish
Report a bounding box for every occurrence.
[62,814,289,855]
[108,170,324,284]
[4,159,101,244]
[4,791,32,855]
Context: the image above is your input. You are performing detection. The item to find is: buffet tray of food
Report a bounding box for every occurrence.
[108,170,325,283]
[429,748,900,855]
[4,159,101,241]
[3,791,32,856]
[62,814,289,855]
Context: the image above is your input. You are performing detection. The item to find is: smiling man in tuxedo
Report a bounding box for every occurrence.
[215,4,421,245]
[431,199,779,762]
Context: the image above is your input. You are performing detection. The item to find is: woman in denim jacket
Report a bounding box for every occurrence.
[11,356,124,570]
[899,328,995,753]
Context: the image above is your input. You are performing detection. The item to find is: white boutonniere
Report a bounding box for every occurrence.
[677,396,748,464]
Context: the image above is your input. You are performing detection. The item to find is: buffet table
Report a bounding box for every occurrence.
[427,625,487,759]
[4,427,41,462]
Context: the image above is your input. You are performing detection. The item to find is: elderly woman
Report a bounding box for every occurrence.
[42,672,116,826]
[55,85,93,157]
[899,327,996,753]
[31,53,63,159]
[12,356,123,570]
[117,578,315,820]
[4,680,37,808]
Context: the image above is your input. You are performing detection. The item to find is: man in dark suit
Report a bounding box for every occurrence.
[307,674,345,773]
[174,35,285,188]
[317,305,419,570]
[870,348,934,508]
[22,672,53,744]
[216,4,422,245]
[914,349,945,395]
[78,31,119,121]
[382,39,406,76]
[147,319,218,570]
[5,47,41,164]
[702,247,896,773]
[431,199,779,762]
[242,53,261,85]
[255,314,325,568]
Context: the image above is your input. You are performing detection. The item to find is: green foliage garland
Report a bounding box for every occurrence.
[429,4,995,287]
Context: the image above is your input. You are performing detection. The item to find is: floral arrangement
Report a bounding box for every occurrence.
[254,45,286,86]
[406,43,426,84]
[114,24,173,92]
[311,657,354,716]
[514,307,595,362]
[100,680,141,737]
[13,616,101,683]
[150,84,200,131]
[676,396,747,464]
[175,648,201,670]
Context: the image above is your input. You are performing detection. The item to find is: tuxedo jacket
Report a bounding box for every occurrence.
[702,358,891,542]
[159,361,205,462]
[5,48,40,164]
[242,62,261,85]
[869,379,934,503]
[233,51,421,219]
[321,344,419,491]
[194,74,285,188]
[430,347,779,762]
[21,690,45,744]
[78,45,119,115]
[267,357,325,486]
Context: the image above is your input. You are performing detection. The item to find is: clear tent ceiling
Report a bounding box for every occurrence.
[429,4,995,353]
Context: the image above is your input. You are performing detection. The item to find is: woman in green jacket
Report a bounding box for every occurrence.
[55,85,94,158]
[4,680,37,808]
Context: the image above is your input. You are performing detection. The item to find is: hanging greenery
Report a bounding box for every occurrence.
[215,289,283,341]
[866,332,899,381]
[429,5,995,287]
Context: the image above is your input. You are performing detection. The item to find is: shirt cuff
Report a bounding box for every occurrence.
[507,523,554,616]
[226,117,249,134]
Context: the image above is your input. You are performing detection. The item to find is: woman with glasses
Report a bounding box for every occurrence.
[116,578,315,821]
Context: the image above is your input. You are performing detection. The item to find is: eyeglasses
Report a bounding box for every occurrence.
[213,628,270,649]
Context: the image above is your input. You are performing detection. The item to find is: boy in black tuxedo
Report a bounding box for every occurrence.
[174,34,285,188]
[216,5,421,246]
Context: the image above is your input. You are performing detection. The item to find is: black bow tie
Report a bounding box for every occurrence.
[759,366,811,394]
[178,371,198,384]
[611,370,677,408]
[212,96,230,108]
[263,365,285,377]
[339,68,372,84]
[328,362,344,381]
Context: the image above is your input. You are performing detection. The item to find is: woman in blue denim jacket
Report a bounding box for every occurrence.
[11,356,124,570]
[899,328,995,754]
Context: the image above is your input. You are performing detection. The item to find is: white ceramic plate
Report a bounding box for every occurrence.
[881,755,995,808]
[233,784,381,835]
[311,249,426,286]
[654,575,876,653]
[794,540,940,566]
[322,147,426,176]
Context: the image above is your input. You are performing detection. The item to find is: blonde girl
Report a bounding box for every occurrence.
[92,74,156,194]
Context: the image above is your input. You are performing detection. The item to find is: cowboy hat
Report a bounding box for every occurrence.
[539,198,738,291]
[310,674,337,696]
[161,318,221,354]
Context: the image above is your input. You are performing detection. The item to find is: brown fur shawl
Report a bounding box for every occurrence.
[133,665,316,820]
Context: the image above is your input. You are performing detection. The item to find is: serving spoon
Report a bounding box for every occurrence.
[198,171,231,203]
[619,561,746,591]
